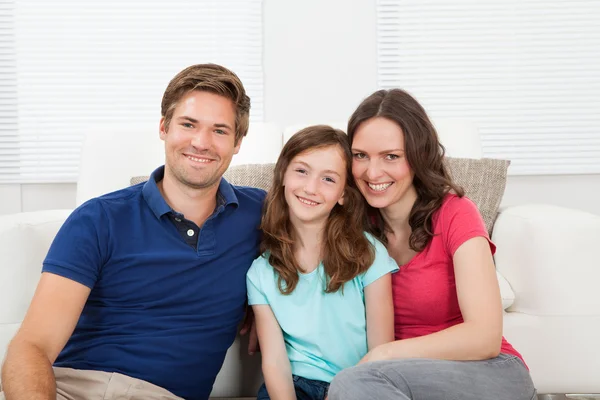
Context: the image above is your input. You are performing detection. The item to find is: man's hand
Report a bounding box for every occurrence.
[240,306,259,355]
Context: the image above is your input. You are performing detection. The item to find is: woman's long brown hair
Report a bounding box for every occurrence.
[261,125,374,295]
[348,89,464,251]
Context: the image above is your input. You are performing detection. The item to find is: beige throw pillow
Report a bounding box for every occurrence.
[130,176,149,186]
[223,158,510,234]
[129,164,274,191]
[130,157,509,234]
[444,157,510,234]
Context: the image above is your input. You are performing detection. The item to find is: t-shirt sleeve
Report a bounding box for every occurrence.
[440,195,496,257]
[42,199,109,289]
[361,234,400,287]
[246,257,269,306]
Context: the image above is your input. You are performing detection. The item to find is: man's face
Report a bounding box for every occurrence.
[160,90,241,190]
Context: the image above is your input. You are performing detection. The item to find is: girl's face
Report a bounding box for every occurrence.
[283,145,347,228]
[351,117,415,209]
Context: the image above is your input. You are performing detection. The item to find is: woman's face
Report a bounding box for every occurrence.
[351,117,415,209]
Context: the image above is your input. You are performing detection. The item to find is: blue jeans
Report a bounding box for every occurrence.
[257,375,329,400]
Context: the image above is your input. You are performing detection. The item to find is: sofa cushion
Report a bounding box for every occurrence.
[444,157,510,235]
[131,158,510,235]
[130,165,275,191]
[130,175,149,186]
[223,164,274,191]
[223,158,510,234]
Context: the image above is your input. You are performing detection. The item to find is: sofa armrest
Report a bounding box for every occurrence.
[0,209,72,364]
[492,204,600,316]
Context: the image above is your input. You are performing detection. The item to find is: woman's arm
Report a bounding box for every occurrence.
[362,236,503,362]
[253,304,296,400]
[364,273,395,350]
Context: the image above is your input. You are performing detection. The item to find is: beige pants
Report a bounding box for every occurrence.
[1,367,184,400]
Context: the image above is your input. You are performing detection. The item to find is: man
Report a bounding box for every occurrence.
[1,64,265,400]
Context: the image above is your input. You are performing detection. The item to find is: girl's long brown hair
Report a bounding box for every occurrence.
[348,89,464,251]
[261,125,374,294]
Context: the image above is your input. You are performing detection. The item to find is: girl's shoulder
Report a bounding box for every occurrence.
[363,231,387,253]
[248,252,273,275]
[360,231,399,284]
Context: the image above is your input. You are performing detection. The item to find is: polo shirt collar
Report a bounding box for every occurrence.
[217,176,239,208]
[142,166,172,219]
[142,165,239,220]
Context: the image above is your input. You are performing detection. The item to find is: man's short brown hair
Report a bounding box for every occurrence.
[161,64,251,144]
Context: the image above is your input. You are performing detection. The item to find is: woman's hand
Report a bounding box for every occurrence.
[358,342,392,364]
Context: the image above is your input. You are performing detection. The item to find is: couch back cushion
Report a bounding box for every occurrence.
[132,157,509,234]
[0,210,73,370]
[222,158,510,234]
[444,157,510,234]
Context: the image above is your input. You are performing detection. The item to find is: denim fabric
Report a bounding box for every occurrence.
[328,353,537,400]
[257,375,329,400]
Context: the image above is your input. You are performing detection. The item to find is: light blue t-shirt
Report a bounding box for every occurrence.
[246,233,399,383]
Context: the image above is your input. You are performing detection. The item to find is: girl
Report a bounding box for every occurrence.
[246,125,399,400]
[327,89,537,400]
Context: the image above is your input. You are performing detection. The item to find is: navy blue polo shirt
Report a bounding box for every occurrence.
[43,166,265,400]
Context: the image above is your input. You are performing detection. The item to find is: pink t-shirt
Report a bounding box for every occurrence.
[392,194,524,362]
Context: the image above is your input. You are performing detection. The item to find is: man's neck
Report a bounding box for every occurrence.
[158,170,219,228]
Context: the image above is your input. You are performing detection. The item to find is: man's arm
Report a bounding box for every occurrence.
[1,272,91,399]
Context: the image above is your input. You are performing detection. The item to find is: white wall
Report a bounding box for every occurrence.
[263,0,377,127]
[1,0,598,216]
[262,0,600,216]
[503,174,600,214]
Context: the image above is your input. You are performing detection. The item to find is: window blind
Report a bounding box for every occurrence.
[377,0,600,175]
[0,0,263,183]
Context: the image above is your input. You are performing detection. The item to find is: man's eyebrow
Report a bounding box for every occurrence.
[175,117,233,130]
[177,116,198,123]
[214,123,233,130]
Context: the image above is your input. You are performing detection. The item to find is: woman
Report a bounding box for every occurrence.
[327,89,536,400]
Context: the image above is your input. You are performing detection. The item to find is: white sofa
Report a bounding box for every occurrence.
[1,121,599,399]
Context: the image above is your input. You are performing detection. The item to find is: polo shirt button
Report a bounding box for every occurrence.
[187,229,195,237]
[175,218,182,222]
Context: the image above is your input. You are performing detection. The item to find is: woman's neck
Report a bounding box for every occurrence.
[381,186,418,237]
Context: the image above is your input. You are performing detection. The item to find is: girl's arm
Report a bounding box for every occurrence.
[362,236,503,362]
[364,273,395,350]
[253,304,296,400]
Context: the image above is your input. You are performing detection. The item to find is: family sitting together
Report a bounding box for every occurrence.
[0,64,537,400]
